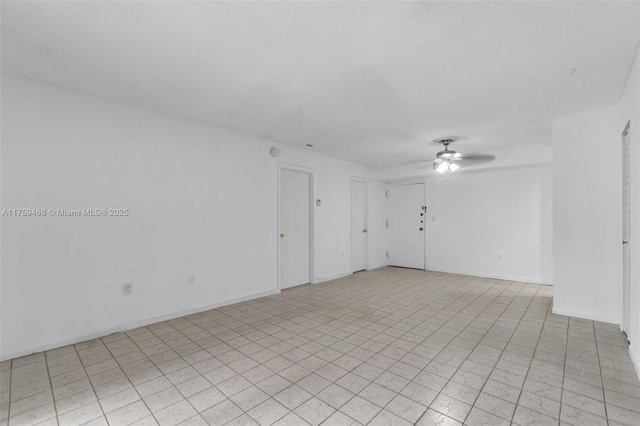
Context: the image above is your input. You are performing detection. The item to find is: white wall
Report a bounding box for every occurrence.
[424,166,553,284]
[0,75,385,360]
[552,106,623,324]
[374,155,553,284]
[619,45,640,372]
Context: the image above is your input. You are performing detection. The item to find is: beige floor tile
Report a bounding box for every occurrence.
[55,388,98,415]
[229,386,269,411]
[154,400,197,426]
[385,394,427,423]
[274,385,312,410]
[10,379,51,402]
[247,399,289,426]
[293,397,335,426]
[144,387,184,413]
[175,376,211,398]
[8,390,53,417]
[98,386,140,414]
[224,413,260,426]
[321,411,362,425]
[8,402,55,426]
[340,395,381,424]
[106,400,151,426]
[3,269,640,426]
[201,399,243,425]
[368,409,412,426]
[56,401,103,426]
[186,386,225,413]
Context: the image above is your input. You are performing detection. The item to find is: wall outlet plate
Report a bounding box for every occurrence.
[123,283,133,295]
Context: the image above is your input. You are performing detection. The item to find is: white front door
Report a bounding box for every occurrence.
[280,169,311,289]
[388,183,425,269]
[351,180,367,272]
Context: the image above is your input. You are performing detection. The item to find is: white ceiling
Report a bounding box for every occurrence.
[2,1,639,168]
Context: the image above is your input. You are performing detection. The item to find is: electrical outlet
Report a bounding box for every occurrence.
[123,283,133,295]
[188,274,196,285]
[497,253,502,261]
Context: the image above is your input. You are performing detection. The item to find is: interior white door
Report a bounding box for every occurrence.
[622,123,631,343]
[351,180,367,272]
[280,169,310,289]
[388,183,425,269]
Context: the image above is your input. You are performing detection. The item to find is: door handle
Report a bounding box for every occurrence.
[280,233,285,238]
[623,241,628,244]
[362,229,367,233]
[419,228,423,231]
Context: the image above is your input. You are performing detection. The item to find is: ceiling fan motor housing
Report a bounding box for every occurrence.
[437,149,456,159]
[436,138,457,159]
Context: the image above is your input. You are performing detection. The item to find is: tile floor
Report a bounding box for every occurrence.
[1,267,640,426]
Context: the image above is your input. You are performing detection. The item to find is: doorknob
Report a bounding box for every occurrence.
[419,228,423,231]
[280,233,285,238]
[362,229,367,233]
[623,241,628,244]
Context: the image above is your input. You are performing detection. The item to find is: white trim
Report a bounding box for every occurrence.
[551,307,619,325]
[1,289,279,361]
[277,163,316,290]
[621,120,632,342]
[367,263,389,271]
[386,178,427,186]
[427,267,552,285]
[314,271,352,284]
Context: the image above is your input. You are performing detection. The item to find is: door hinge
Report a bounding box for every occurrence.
[386,250,389,259]
[385,189,389,198]
[386,220,389,228]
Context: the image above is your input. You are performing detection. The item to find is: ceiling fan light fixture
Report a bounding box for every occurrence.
[430,136,495,173]
[435,159,459,174]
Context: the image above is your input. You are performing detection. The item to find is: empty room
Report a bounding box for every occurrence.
[2,1,640,426]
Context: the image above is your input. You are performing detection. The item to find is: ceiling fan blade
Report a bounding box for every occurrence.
[432,159,443,170]
[451,153,496,166]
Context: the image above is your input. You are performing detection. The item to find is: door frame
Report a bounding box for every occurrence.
[277,163,315,291]
[622,121,631,343]
[387,182,427,270]
[351,178,369,272]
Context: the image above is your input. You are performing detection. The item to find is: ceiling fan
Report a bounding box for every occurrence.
[432,137,496,173]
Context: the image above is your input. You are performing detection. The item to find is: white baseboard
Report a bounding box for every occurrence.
[427,267,553,285]
[551,307,619,325]
[367,263,389,271]
[313,271,352,284]
[1,288,280,361]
